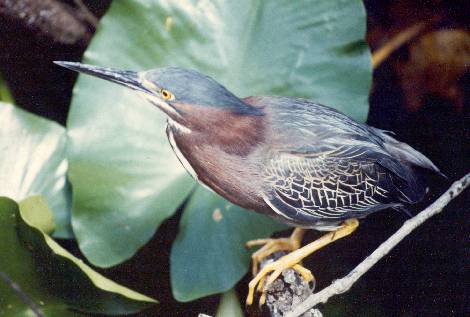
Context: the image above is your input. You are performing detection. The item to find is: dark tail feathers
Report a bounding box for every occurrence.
[373,129,444,204]
[376,130,444,177]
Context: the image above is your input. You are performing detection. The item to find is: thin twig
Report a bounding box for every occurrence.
[0,271,45,317]
[371,23,427,69]
[286,173,470,317]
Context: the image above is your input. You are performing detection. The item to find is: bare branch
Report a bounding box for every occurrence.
[286,173,470,317]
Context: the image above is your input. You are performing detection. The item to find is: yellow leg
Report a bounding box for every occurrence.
[246,218,359,306]
[246,227,306,275]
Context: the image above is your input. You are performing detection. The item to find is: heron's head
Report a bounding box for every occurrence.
[54,62,261,129]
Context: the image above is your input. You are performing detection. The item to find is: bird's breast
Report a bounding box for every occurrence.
[166,120,268,211]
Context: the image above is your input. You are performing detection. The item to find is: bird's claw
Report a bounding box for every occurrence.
[246,255,314,306]
[246,220,359,306]
[292,264,315,281]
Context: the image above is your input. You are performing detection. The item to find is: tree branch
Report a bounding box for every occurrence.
[286,173,470,317]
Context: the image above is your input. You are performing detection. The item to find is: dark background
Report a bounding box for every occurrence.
[0,0,468,316]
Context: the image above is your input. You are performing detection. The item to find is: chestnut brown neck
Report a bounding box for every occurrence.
[170,101,266,156]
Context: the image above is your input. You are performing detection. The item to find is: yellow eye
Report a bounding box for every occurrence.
[161,89,174,100]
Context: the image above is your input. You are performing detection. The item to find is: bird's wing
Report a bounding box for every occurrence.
[243,96,427,224]
[262,144,408,225]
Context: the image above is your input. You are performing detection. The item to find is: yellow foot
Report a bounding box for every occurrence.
[258,263,315,305]
[246,218,359,306]
[246,227,305,275]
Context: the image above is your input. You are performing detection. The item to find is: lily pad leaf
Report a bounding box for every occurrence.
[67,0,371,269]
[171,187,286,302]
[0,196,156,317]
[0,102,72,238]
[67,68,195,267]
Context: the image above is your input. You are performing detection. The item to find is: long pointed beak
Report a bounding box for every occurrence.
[54,61,151,94]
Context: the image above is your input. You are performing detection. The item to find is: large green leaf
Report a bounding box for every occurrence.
[68,0,370,265]
[171,188,286,301]
[66,0,372,298]
[0,196,156,316]
[0,102,71,238]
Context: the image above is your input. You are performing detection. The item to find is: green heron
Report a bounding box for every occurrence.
[56,61,442,305]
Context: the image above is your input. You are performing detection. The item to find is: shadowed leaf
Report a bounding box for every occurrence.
[0,75,14,104]
[171,187,286,301]
[0,196,156,316]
